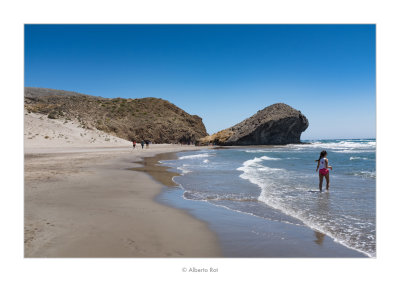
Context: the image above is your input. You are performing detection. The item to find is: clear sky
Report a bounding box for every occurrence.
[25,24,376,139]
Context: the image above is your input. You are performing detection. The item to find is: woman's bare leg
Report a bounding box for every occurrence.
[319,173,324,192]
[325,173,330,191]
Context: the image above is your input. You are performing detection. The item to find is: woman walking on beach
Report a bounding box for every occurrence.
[141,141,145,149]
[316,150,333,192]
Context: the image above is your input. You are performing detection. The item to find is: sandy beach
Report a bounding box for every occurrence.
[24,112,221,257]
[24,144,221,257]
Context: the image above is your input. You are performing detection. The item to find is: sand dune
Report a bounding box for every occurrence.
[24,111,131,149]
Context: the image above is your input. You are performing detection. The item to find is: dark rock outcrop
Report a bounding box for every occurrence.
[199,103,308,145]
[24,87,208,143]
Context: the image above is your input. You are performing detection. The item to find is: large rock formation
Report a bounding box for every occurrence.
[24,87,207,143]
[199,103,308,145]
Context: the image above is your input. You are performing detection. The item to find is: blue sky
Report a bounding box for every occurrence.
[25,25,376,139]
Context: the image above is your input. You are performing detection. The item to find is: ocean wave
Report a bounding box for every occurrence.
[243,149,272,153]
[350,156,369,160]
[243,150,300,158]
[236,157,285,189]
[347,171,376,179]
[289,140,376,152]
[334,149,375,154]
[259,156,281,161]
[203,159,209,163]
[179,153,213,160]
[206,202,305,227]
[183,191,258,202]
[177,164,192,174]
[237,156,281,170]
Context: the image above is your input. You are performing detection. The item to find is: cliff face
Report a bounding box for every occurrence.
[199,103,308,145]
[24,87,207,143]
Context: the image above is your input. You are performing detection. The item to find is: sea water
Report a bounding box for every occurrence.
[161,139,376,257]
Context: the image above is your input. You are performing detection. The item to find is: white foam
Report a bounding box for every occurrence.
[244,149,272,153]
[352,171,376,179]
[237,157,285,188]
[183,191,258,202]
[177,164,192,174]
[260,156,281,160]
[179,153,212,160]
[207,201,304,227]
[203,159,209,163]
[335,150,375,154]
[350,156,368,160]
[237,156,281,170]
[289,140,376,152]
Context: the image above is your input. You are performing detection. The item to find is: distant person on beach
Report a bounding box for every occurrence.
[132,141,136,149]
[145,140,149,148]
[141,141,144,149]
[315,150,333,192]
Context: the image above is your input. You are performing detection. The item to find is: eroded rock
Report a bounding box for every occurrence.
[199,103,308,145]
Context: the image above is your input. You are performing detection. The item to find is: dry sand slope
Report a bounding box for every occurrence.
[24,111,131,149]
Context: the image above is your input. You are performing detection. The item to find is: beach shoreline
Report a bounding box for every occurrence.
[24,144,221,257]
[25,142,371,258]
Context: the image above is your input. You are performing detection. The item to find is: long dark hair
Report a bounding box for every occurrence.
[315,150,327,162]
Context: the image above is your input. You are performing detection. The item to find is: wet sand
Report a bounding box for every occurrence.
[130,152,181,187]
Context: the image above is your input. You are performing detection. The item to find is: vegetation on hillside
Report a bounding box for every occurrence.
[25,87,207,143]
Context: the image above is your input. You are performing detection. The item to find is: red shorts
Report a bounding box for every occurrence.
[319,168,329,176]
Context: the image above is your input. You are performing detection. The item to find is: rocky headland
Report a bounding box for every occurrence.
[198,103,308,145]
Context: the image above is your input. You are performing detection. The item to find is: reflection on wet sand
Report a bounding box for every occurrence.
[314,231,326,245]
[313,192,329,245]
[130,152,180,187]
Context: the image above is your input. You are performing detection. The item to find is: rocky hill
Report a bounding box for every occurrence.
[199,103,308,145]
[24,87,207,144]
